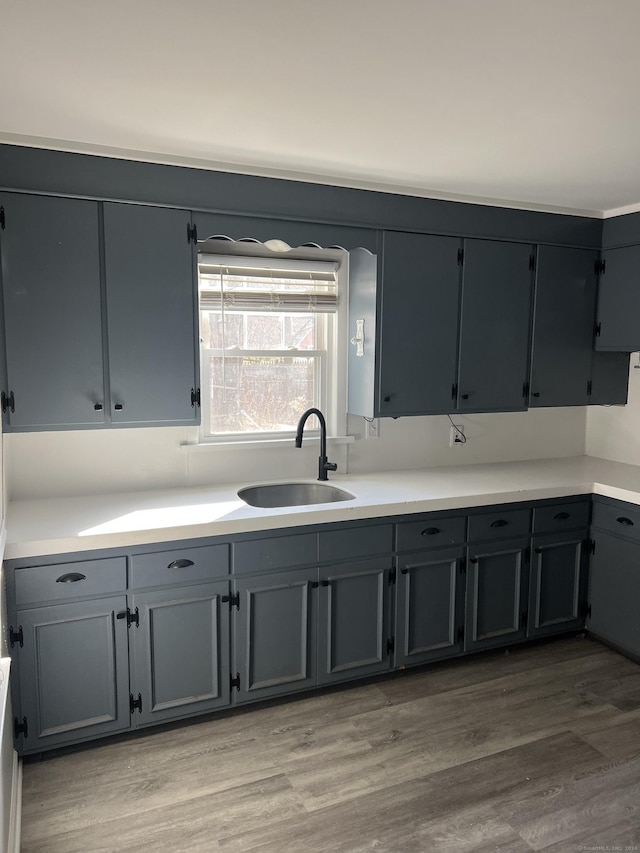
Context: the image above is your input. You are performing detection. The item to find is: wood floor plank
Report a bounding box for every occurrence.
[20,638,640,853]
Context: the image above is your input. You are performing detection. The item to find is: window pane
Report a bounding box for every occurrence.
[284,316,316,349]
[245,314,282,349]
[201,312,243,349]
[207,355,317,434]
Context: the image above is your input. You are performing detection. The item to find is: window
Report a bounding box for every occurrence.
[198,250,344,442]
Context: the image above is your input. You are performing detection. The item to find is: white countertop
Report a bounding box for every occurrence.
[6,455,640,560]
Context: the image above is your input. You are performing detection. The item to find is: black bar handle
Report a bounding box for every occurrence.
[94,403,103,411]
[490,519,508,528]
[421,527,440,536]
[56,572,86,583]
[114,403,124,411]
[167,559,195,569]
[617,516,634,526]
[553,512,570,520]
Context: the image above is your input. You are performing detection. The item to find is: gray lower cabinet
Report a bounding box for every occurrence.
[317,559,392,685]
[14,596,130,753]
[528,531,588,638]
[130,581,230,726]
[396,546,465,667]
[588,531,640,658]
[464,537,529,652]
[232,568,318,703]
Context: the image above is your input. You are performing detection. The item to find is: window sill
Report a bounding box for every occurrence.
[179,435,355,452]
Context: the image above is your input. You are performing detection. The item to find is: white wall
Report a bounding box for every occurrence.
[586,358,640,463]
[5,405,587,501]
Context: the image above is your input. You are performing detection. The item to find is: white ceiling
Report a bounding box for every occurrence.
[1,0,639,218]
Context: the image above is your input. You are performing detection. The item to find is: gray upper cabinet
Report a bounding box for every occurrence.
[0,193,106,428]
[529,246,598,407]
[589,352,630,406]
[457,239,534,412]
[376,231,462,416]
[595,244,640,351]
[104,203,199,425]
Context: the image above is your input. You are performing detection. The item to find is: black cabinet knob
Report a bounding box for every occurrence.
[532,392,540,398]
[383,396,391,403]
[114,403,124,411]
[94,403,103,411]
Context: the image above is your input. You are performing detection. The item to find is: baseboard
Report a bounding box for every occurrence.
[7,753,21,853]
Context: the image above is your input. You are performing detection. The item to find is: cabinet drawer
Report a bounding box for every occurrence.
[396,516,466,551]
[533,500,591,534]
[14,557,127,606]
[130,544,228,588]
[318,524,393,563]
[233,533,317,574]
[467,508,531,542]
[591,500,640,541]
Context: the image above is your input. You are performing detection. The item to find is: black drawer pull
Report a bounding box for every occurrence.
[55,572,86,584]
[168,559,195,569]
[114,403,124,411]
[490,519,508,528]
[553,512,570,520]
[617,516,634,526]
[94,402,103,411]
[421,527,440,536]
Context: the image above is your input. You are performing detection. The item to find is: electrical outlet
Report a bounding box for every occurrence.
[449,424,465,446]
[365,418,380,440]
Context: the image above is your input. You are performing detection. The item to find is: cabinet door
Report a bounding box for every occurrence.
[588,532,640,658]
[595,245,640,351]
[0,193,105,428]
[317,559,392,685]
[458,239,533,412]
[377,232,461,415]
[130,581,230,726]
[589,351,630,405]
[465,537,529,652]
[232,568,317,703]
[14,596,130,753]
[396,546,464,667]
[103,203,198,425]
[530,247,597,407]
[528,532,588,638]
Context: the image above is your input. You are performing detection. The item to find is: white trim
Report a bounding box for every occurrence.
[8,756,21,853]
[180,434,355,452]
[602,200,640,219]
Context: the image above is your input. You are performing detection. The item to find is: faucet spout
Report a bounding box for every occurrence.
[294,408,337,481]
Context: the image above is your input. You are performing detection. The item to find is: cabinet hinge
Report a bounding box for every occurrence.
[190,387,201,408]
[129,693,142,714]
[1,391,15,415]
[594,321,602,337]
[386,637,395,654]
[230,673,241,692]
[8,625,23,649]
[187,223,198,244]
[522,381,530,401]
[525,545,531,562]
[451,382,458,401]
[460,558,467,575]
[521,611,528,630]
[529,253,536,272]
[117,608,139,628]
[588,538,596,555]
[587,380,593,397]
[228,592,240,610]
[0,206,5,230]
[457,626,464,643]
[595,259,606,276]
[388,568,396,586]
[582,602,592,620]
[457,247,464,266]
[13,716,27,739]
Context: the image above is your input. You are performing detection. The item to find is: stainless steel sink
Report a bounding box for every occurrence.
[238,482,355,508]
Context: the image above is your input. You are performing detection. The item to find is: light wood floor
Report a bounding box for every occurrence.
[20,636,640,852]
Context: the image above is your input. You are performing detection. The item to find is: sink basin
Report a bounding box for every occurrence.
[238,482,355,508]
